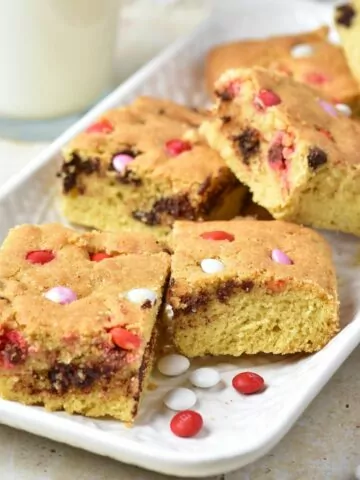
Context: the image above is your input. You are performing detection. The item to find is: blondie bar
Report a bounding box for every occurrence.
[206,27,359,115]
[335,2,360,86]
[200,66,360,236]
[167,220,339,357]
[0,224,170,421]
[59,96,245,238]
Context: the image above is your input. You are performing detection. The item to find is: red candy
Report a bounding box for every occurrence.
[0,329,28,368]
[86,118,113,134]
[315,126,334,141]
[90,252,112,262]
[110,327,141,350]
[304,72,328,85]
[170,410,203,438]
[165,139,192,157]
[255,89,281,109]
[200,231,235,242]
[225,80,242,98]
[26,250,55,265]
[232,372,265,395]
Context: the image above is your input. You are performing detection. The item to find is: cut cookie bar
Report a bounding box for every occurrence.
[167,220,339,357]
[59,96,245,238]
[200,66,360,236]
[206,27,359,115]
[0,224,170,421]
[335,2,360,86]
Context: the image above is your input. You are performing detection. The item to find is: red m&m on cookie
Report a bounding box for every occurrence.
[26,250,55,265]
[90,252,112,262]
[165,139,192,157]
[200,231,234,242]
[110,327,141,351]
[86,118,113,134]
[255,89,281,110]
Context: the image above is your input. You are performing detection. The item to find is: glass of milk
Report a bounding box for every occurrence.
[0,0,120,139]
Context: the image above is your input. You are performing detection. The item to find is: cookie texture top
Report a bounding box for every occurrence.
[61,96,235,193]
[170,220,336,296]
[206,27,358,107]
[209,66,360,169]
[0,224,170,342]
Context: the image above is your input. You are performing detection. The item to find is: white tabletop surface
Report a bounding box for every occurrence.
[0,1,359,479]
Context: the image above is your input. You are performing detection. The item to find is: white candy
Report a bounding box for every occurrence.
[164,388,197,411]
[157,354,190,376]
[165,304,174,319]
[190,367,220,388]
[335,103,352,117]
[290,43,314,58]
[200,258,225,274]
[123,288,157,306]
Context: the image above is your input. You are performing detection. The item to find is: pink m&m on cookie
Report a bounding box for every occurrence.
[271,249,293,265]
[112,153,134,173]
[44,286,77,305]
[318,99,338,117]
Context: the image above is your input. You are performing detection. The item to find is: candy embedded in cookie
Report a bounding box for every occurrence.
[58,96,246,239]
[200,66,360,236]
[206,26,360,114]
[167,220,339,357]
[0,223,170,422]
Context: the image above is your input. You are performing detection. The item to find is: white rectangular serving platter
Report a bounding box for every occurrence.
[0,0,360,477]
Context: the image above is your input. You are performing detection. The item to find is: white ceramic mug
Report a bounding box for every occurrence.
[0,0,120,119]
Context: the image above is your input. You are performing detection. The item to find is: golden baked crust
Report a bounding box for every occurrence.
[0,224,170,421]
[168,219,339,357]
[59,96,246,238]
[206,27,360,114]
[200,66,360,236]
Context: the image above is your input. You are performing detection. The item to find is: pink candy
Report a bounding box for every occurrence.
[305,72,328,85]
[271,249,293,265]
[44,286,77,305]
[112,154,134,173]
[318,99,338,118]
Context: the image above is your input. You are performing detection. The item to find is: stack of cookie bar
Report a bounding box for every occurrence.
[3,6,359,422]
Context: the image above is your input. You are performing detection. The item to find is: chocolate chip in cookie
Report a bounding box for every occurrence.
[233,128,260,164]
[307,147,327,170]
[61,154,100,193]
[336,3,356,28]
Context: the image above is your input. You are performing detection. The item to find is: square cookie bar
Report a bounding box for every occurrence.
[59,96,245,238]
[335,2,360,86]
[200,66,360,236]
[167,220,339,357]
[0,224,170,421]
[206,27,359,115]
